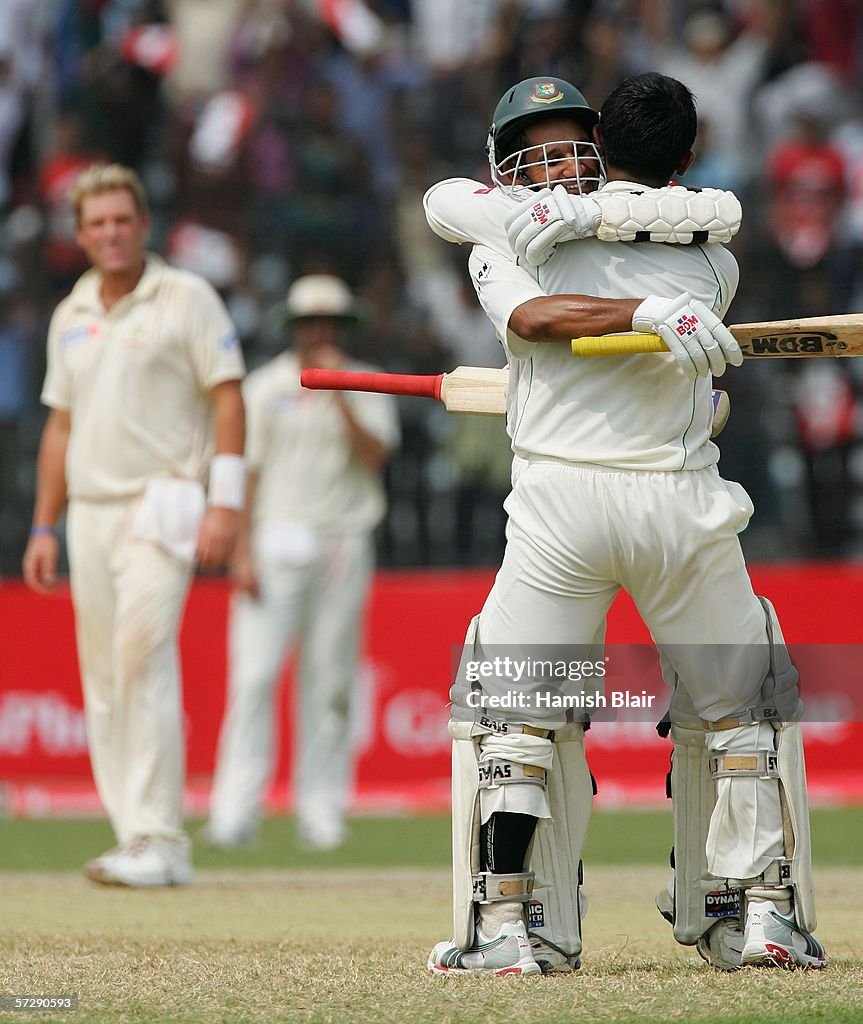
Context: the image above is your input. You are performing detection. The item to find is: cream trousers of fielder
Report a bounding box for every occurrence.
[67,498,193,846]
[208,531,374,838]
[474,458,785,880]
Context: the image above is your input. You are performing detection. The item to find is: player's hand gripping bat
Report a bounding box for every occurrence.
[571,313,863,358]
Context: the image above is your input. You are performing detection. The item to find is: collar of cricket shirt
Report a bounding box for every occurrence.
[70,253,166,314]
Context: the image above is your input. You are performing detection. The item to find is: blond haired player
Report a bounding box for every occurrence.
[22,163,246,887]
[204,275,399,851]
[425,74,826,975]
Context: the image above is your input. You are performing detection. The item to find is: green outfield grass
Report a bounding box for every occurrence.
[1,807,861,871]
[0,810,861,1023]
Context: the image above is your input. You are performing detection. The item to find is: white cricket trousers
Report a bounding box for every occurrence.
[66,498,193,846]
[477,458,786,880]
[208,531,374,838]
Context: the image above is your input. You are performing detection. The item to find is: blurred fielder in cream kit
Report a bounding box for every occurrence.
[204,275,399,851]
[22,163,246,887]
[424,73,826,975]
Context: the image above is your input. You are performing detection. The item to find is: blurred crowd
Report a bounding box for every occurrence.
[1,0,863,574]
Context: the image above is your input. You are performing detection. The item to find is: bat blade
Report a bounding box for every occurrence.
[439,366,508,415]
[302,365,729,433]
[300,365,508,415]
[571,313,863,358]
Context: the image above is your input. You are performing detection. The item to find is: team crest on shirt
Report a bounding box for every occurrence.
[121,324,148,349]
[531,82,565,104]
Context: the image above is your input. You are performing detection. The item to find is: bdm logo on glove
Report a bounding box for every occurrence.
[530,201,552,225]
[675,313,701,338]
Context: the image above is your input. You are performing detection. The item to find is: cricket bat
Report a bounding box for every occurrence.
[300,366,508,416]
[571,313,863,358]
[300,366,731,436]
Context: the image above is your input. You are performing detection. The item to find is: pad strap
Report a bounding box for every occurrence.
[473,870,535,904]
[709,751,780,779]
[478,760,547,789]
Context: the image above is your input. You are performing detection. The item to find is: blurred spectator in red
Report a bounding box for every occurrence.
[763,92,847,316]
[802,0,862,87]
[791,361,860,556]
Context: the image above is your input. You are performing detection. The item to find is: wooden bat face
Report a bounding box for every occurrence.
[731,315,863,357]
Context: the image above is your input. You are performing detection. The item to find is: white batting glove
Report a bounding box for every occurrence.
[632,293,743,378]
[505,185,601,266]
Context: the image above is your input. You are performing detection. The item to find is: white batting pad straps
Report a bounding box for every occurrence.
[478,760,547,790]
[709,751,781,780]
[479,730,555,771]
[208,454,247,510]
[477,730,553,822]
[473,870,535,904]
[706,721,785,880]
[594,186,742,244]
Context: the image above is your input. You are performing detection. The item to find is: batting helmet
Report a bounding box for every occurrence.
[487,77,603,194]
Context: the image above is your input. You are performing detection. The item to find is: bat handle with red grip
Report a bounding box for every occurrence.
[300,368,444,400]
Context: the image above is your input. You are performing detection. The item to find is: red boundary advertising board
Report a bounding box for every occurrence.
[2,565,862,816]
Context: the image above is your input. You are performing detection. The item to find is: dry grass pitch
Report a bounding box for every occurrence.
[2,863,861,1024]
[1,812,861,1023]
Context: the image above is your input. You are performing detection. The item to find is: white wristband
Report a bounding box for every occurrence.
[208,454,246,510]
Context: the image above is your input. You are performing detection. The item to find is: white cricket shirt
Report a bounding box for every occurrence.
[42,256,245,499]
[424,177,740,470]
[244,352,400,531]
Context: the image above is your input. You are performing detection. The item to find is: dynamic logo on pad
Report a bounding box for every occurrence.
[527,900,545,928]
[705,889,740,918]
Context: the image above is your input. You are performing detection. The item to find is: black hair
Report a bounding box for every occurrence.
[599,73,697,182]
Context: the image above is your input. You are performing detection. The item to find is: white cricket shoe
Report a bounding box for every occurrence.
[428,920,542,976]
[528,934,579,973]
[696,918,745,971]
[656,876,744,971]
[83,846,123,882]
[198,820,257,850]
[741,897,827,970]
[84,836,194,888]
[297,818,347,852]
